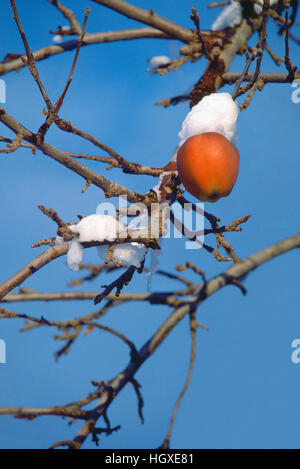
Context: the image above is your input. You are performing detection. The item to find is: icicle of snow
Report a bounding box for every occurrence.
[55,235,64,245]
[147,56,171,73]
[254,0,278,15]
[211,1,243,31]
[149,248,161,274]
[146,247,162,291]
[53,34,63,43]
[67,238,83,271]
[178,92,239,146]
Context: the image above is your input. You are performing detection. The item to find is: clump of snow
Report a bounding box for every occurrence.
[98,243,146,269]
[66,214,146,271]
[147,56,171,74]
[68,214,120,243]
[53,34,63,43]
[178,92,239,146]
[254,0,278,15]
[212,1,242,31]
[61,25,71,32]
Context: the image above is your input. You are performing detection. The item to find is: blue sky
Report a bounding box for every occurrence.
[0,0,299,449]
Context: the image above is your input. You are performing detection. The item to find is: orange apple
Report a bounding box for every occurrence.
[177,132,239,202]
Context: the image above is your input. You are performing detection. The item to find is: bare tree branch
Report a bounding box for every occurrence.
[0,290,188,304]
[37,7,91,140]
[48,0,82,35]
[0,243,68,301]
[157,72,300,107]
[0,107,144,202]
[92,0,195,43]
[2,232,299,445]
[0,28,170,77]
[71,231,300,447]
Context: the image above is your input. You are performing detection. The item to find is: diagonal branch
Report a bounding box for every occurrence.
[92,0,194,43]
[0,107,143,202]
[10,0,52,110]
[1,232,299,446]
[0,243,68,301]
[71,231,300,448]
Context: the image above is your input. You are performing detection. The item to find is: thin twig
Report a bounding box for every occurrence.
[48,0,82,35]
[37,7,91,140]
[265,43,284,65]
[190,7,209,58]
[284,1,297,80]
[0,132,24,154]
[10,0,53,110]
[162,309,198,449]
[232,51,254,100]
